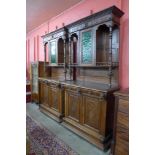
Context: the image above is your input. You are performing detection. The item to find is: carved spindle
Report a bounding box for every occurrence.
[68,37,72,80]
[108,26,113,88]
[63,36,67,80]
[44,42,47,75]
[100,92,107,100]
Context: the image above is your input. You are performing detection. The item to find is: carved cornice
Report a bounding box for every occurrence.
[67,5,124,33]
[41,6,124,39]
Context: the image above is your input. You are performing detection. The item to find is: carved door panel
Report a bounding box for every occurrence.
[83,96,101,131]
[49,86,59,111]
[82,94,107,137]
[40,82,44,104]
[43,83,49,106]
[66,90,81,122]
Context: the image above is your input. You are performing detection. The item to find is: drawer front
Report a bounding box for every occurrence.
[116,126,129,142]
[115,135,129,155]
[118,98,129,113]
[117,111,129,129]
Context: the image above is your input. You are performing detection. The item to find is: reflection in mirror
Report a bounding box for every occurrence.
[50,41,56,64]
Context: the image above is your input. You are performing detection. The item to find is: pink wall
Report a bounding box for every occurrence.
[119,0,129,89]
[26,0,129,89]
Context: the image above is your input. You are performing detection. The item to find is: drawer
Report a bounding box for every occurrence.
[118,99,128,113]
[116,127,129,142]
[115,135,129,155]
[117,111,129,129]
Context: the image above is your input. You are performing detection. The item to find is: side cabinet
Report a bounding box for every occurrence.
[63,86,115,150]
[39,79,64,122]
[111,90,129,155]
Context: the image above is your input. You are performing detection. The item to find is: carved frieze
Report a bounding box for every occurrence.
[52,31,64,39]
[43,36,52,42]
[69,23,86,33]
[88,14,112,27]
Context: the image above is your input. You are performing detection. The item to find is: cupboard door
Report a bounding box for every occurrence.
[82,94,107,135]
[42,83,49,106]
[83,96,100,130]
[66,90,81,122]
[49,86,59,111]
[40,82,44,104]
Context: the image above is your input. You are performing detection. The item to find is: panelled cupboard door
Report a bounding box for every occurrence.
[83,95,107,135]
[40,82,44,104]
[43,83,49,106]
[48,86,59,111]
[65,90,81,122]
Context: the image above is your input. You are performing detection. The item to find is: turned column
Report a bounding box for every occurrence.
[63,36,67,80]
[44,42,47,75]
[68,37,72,80]
[108,26,113,88]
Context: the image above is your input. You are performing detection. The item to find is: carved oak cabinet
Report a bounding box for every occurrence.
[38,6,124,150]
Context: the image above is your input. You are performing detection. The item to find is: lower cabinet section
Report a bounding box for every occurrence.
[39,79,64,122]
[62,86,115,150]
[38,78,117,150]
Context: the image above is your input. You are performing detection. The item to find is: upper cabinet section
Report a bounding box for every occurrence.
[42,27,67,66]
[41,5,124,67]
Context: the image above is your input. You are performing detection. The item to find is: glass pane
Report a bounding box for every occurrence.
[50,41,56,63]
[81,30,92,64]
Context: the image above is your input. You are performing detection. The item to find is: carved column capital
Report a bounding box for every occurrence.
[100,92,107,100]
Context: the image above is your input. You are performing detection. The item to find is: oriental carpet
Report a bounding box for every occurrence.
[26,115,78,155]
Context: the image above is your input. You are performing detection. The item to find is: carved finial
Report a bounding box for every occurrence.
[90,9,93,15]
[62,22,65,27]
[100,92,107,99]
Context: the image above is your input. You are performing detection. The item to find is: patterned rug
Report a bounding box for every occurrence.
[26,115,78,155]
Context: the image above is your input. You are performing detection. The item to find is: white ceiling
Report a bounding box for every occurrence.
[26,0,83,33]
